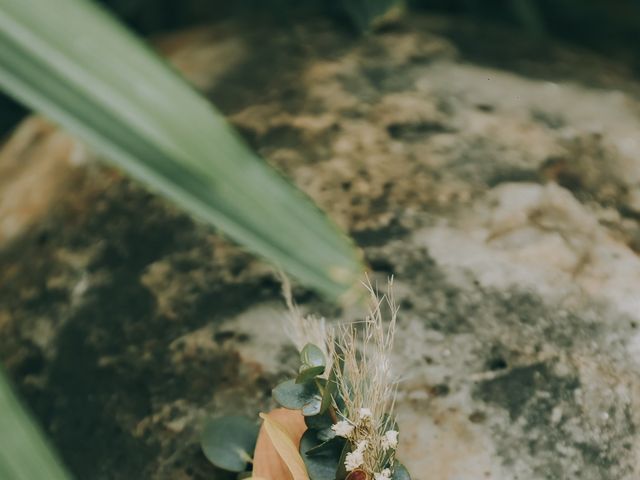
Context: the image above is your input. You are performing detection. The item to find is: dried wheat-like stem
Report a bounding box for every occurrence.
[281,274,334,373]
[333,276,399,477]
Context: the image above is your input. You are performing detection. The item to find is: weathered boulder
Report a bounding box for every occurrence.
[1,15,639,480]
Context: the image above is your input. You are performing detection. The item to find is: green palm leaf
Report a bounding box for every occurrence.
[0,0,363,299]
[0,368,71,479]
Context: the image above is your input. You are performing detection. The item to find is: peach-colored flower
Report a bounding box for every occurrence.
[251,408,309,480]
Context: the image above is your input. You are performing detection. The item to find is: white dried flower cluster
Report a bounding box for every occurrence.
[334,408,399,473]
[359,407,372,419]
[344,440,368,471]
[374,468,392,480]
[381,429,399,451]
[331,420,355,438]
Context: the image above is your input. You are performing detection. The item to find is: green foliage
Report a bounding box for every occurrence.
[297,343,327,383]
[305,412,336,441]
[392,461,411,479]
[206,340,411,478]
[301,343,327,369]
[274,344,329,416]
[335,441,351,479]
[275,341,411,479]
[301,394,324,416]
[297,365,327,384]
[273,379,321,410]
[304,436,345,457]
[300,430,344,480]
[201,416,259,472]
[0,369,71,480]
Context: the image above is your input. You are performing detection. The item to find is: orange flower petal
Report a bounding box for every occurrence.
[252,409,308,480]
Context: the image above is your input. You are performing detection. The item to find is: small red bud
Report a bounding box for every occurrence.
[346,469,369,480]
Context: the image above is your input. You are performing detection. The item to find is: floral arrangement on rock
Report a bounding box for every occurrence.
[201,278,411,480]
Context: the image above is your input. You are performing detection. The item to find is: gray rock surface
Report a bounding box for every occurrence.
[1,14,639,480]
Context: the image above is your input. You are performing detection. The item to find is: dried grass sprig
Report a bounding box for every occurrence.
[281,274,335,375]
[332,276,400,476]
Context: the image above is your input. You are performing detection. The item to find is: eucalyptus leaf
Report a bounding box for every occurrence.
[201,416,259,472]
[305,437,345,457]
[305,413,336,442]
[393,461,411,480]
[296,365,326,384]
[300,430,342,480]
[297,343,326,383]
[272,379,319,410]
[316,427,336,442]
[0,0,363,300]
[301,343,326,368]
[304,411,334,431]
[317,428,336,442]
[302,395,323,417]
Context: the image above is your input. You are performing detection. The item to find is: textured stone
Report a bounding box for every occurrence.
[1,14,639,480]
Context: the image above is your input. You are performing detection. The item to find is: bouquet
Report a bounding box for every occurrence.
[201,278,411,480]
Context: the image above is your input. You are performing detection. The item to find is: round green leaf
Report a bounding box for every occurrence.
[305,412,334,431]
[305,436,344,456]
[273,379,319,409]
[301,343,326,368]
[393,461,411,480]
[300,430,342,480]
[201,416,259,472]
[305,412,337,441]
[302,395,323,416]
[317,427,336,442]
[296,365,326,384]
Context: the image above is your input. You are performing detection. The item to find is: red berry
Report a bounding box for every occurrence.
[346,469,369,480]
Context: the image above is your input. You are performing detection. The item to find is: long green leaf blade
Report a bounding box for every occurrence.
[0,369,72,479]
[0,0,363,299]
